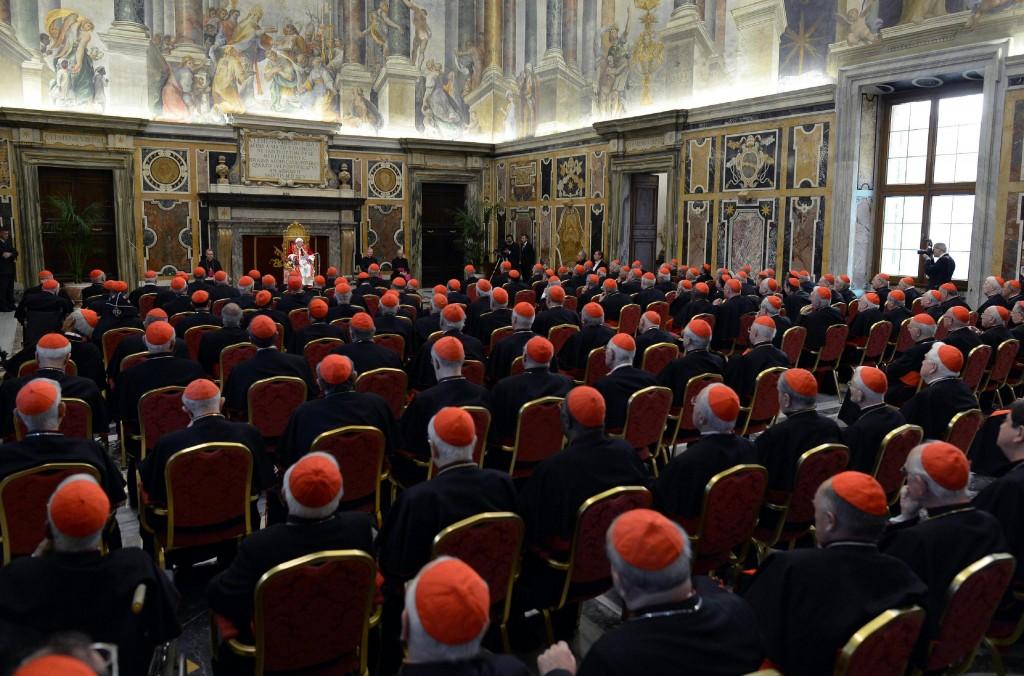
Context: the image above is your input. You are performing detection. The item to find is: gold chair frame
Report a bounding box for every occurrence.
[310,425,386,528]
[102,327,144,366]
[640,342,679,374]
[427,406,491,478]
[944,408,984,455]
[689,464,767,575]
[499,396,566,477]
[738,367,787,436]
[17,358,79,378]
[834,606,926,676]
[609,385,672,475]
[184,324,221,361]
[247,376,307,430]
[581,346,608,386]
[136,386,186,461]
[218,342,257,384]
[872,424,924,506]
[13,397,93,441]
[664,373,724,453]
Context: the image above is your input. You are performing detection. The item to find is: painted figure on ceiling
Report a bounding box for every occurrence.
[898,0,946,23]
[836,0,882,46]
[597,20,632,118]
[263,49,302,112]
[422,59,465,136]
[361,1,403,60]
[300,56,337,121]
[44,10,98,108]
[517,63,538,138]
[212,45,248,114]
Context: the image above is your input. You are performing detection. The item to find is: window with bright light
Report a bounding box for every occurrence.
[876,88,982,282]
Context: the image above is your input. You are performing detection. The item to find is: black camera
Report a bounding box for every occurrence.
[917,239,933,256]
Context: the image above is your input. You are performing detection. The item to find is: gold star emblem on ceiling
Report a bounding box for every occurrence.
[782,14,819,75]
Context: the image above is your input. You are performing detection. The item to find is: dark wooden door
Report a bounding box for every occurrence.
[630,174,659,269]
[421,183,466,286]
[38,167,117,281]
[243,235,329,284]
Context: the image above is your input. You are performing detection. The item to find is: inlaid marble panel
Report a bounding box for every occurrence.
[143,199,192,274]
[722,199,776,271]
[786,196,825,276]
[590,151,606,199]
[1008,193,1024,280]
[788,122,828,189]
[368,204,403,262]
[687,137,714,194]
[510,160,538,201]
[495,161,507,203]
[686,201,709,267]
[556,205,587,268]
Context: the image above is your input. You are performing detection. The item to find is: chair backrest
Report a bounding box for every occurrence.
[467,282,478,303]
[433,512,524,608]
[489,326,514,355]
[734,312,758,350]
[212,298,230,317]
[583,347,609,386]
[692,465,767,569]
[14,398,93,441]
[945,408,984,454]
[563,295,577,312]
[911,297,923,314]
[247,377,307,439]
[548,324,580,356]
[373,333,405,359]
[509,396,565,472]
[184,324,221,361]
[861,321,893,364]
[961,344,992,392]
[924,554,1017,672]
[288,308,311,332]
[165,442,253,551]
[834,607,926,676]
[303,337,344,375]
[617,304,642,335]
[515,289,536,306]
[399,304,418,322]
[218,343,257,383]
[788,444,850,525]
[23,310,62,347]
[817,324,849,363]
[741,367,786,436]
[987,339,1020,388]
[330,317,351,333]
[310,426,385,524]
[169,312,195,328]
[462,359,485,386]
[252,550,377,675]
[102,327,144,365]
[894,318,914,353]
[873,424,924,504]
[0,463,101,563]
[362,294,380,316]
[647,300,670,329]
[460,406,491,469]
[17,359,79,378]
[692,312,716,330]
[640,342,678,375]
[780,326,806,366]
[510,356,524,376]
[832,301,847,318]
[120,351,148,373]
[675,373,725,437]
[355,368,407,419]
[138,386,189,458]
[138,293,157,316]
[621,386,672,450]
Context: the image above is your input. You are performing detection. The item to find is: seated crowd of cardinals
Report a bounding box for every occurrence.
[0,258,1023,676]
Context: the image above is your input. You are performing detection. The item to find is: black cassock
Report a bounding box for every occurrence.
[796,306,844,351]
[711,295,758,348]
[399,376,490,462]
[653,432,757,523]
[560,324,615,371]
[594,366,658,430]
[0,433,125,504]
[599,291,630,322]
[533,306,580,339]
[755,409,842,491]
[974,460,1024,583]
[656,349,726,409]
[742,542,927,676]
[723,342,789,404]
[633,328,683,367]
[841,403,906,474]
[116,353,205,425]
[489,367,573,444]
[198,325,249,375]
[899,377,977,442]
[330,339,403,376]
[106,334,189,381]
[399,656,531,676]
[277,390,397,467]
[487,329,540,383]
[883,338,935,404]
[0,368,107,439]
[474,308,513,345]
[0,549,181,674]
[222,349,314,415]
[409,330,485,391]
[943,327,983,364]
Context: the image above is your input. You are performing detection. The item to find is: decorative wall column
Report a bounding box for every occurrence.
[0,0,26,106]
[524,0,537,66]
[9,0,41,105]
[458,0,475,49]
[388,0,411,59]
[171,0,206,60]
[502,0,516,78]
[536,0,587,133]
[562,0,578,69]
[581,0,597,77]
[100,0,156,115]
[466,0,512,136]
[151,0,165,36]
[601,0,615,27]
[339,0,372,123]
[445,0,458,71]
[661,0,715,99]
[730,0,787,85]
[373,0,418,131]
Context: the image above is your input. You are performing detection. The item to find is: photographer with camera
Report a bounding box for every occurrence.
[920,239,955,290]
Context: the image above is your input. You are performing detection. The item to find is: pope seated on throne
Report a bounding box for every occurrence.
[287,236,317,286]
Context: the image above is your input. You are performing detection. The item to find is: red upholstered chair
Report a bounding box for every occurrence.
[0,463,101,563]
[373,333,405,360]
[834,607,926,676]
[582,347,609,386]
[664,373,723,448]
[303,337,344,376]
[664,290,677,304]
[640,342,678,375]
[215,550,378,675]
[119,351,148,374]
[852,321,892,368]
[362,294,380,316]
[399,304,418,322]
[515,289,536,306]
[169,312,195,329]
[563,296,577,312]
[780,326,806,367]
[548,324,580,356]
[330,317,351,333]
[460,406,490,470]
[288,308,311,332]
[138,293,157,317]
[467,282,478,303]
[727,312,758,356]
[981,339,1020,407]
[961,345,992,393]
[873,424,924,506]
[102,327,144,366]
[355,368,407,419]
[911,297,924,314]
[311,426,386,527]
[212,298,230,317]
[510,356,525,376]
[739,367,786,436]
[537,486,652,642]
[945,408,984,454]
[688,464,768,576]
[247,377,307,448]
[807,324,848,394]
[217,343,257,384]
[14,398,93,442]
[462,359,485,386]
[184,324,220,362]
[610,385,672,471]
[500,396,565,479]
[17,359,78,377]
[935,317,950,341]
[753,443,849,556]
[832,302,847,320]
[647,300,670,329]
[616,304,642,336]
[984,584,1024,675]
[142,442,254,568]
[272,323,285,352]
[918,554,1016,674]
[432,512,525,652]
[137,386,189,460]
[886,318,914,362]
[488,326,514,357]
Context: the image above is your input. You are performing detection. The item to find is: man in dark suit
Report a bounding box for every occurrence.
[503,268,529,296]
[755,368,842,493]
[82,269,110,306]
[139,378,274,506]
[782,277,811,320]
[924,242,955,290]
[517,234,535,278]
[289,298,345,355]
[974,400,1024,584]
[0,224,16,311]
[560,302,615,371]
[373,292,415,358]
[675,282,713,329]
[474,287,513,347]
[724,315,789,404]
[16,279,71,329]
[977,277,1009,319]
[412,292,447,347]
[277,354,396,468]
[900,343,978,441]
[409,304,484,391]
[711,278,758,349]
[489,336,573,445]
[595,333,658,431]
[330,311,403,375]
[328,282,364,323]
[744,472,927,676]
[841,367,906,473]
[656,318,724,408]
[846,292,884,346]
[207,453,373,637]
[173,289,222,339]
[223,315,314,416]
[464,279,493,338]
[187,266,213,294]
[942,305,982,363]
[599,278,630,323]
[198,303,249,375]
[633,310,682,367]
[653,383,757,522]
[533,285,579,338]
[635,272,666,309]
[202,248,223,275]
[208,270,239,302]
[0,333,107,439]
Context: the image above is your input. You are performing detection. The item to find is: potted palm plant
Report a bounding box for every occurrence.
[45,194,101,301]
[453,198,501,276]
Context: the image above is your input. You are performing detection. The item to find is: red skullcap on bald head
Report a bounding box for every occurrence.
[610,333,635,352]
[782,368,817,398]
[832,471,888,516]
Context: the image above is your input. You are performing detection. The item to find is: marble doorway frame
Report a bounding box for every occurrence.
[831,41,1008,306]
[14,146,138,288]
[606,151,681,266]
[407,168,482,281]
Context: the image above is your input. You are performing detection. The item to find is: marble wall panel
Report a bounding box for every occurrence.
[556,155,586,199]
[723,130,779,191]
[590,151,606,200]
[591,205,604,256]
[686,137,714,194]
[788,122,828,189]
[541,158,553,200]
[556,205,587,268]
[143,199,192,274]
[368,204,404,262]
[511,207,536,240]
[786,196,825,276]
[510,160,538,201]
[495,161,507,203]
[685,200,709,267]
[539,205,552,264]
[1008,193,1023,280]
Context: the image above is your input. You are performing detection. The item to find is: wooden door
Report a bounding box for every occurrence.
[630,174,658,269]
[38,167,117,281]
[421,183,466,286]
